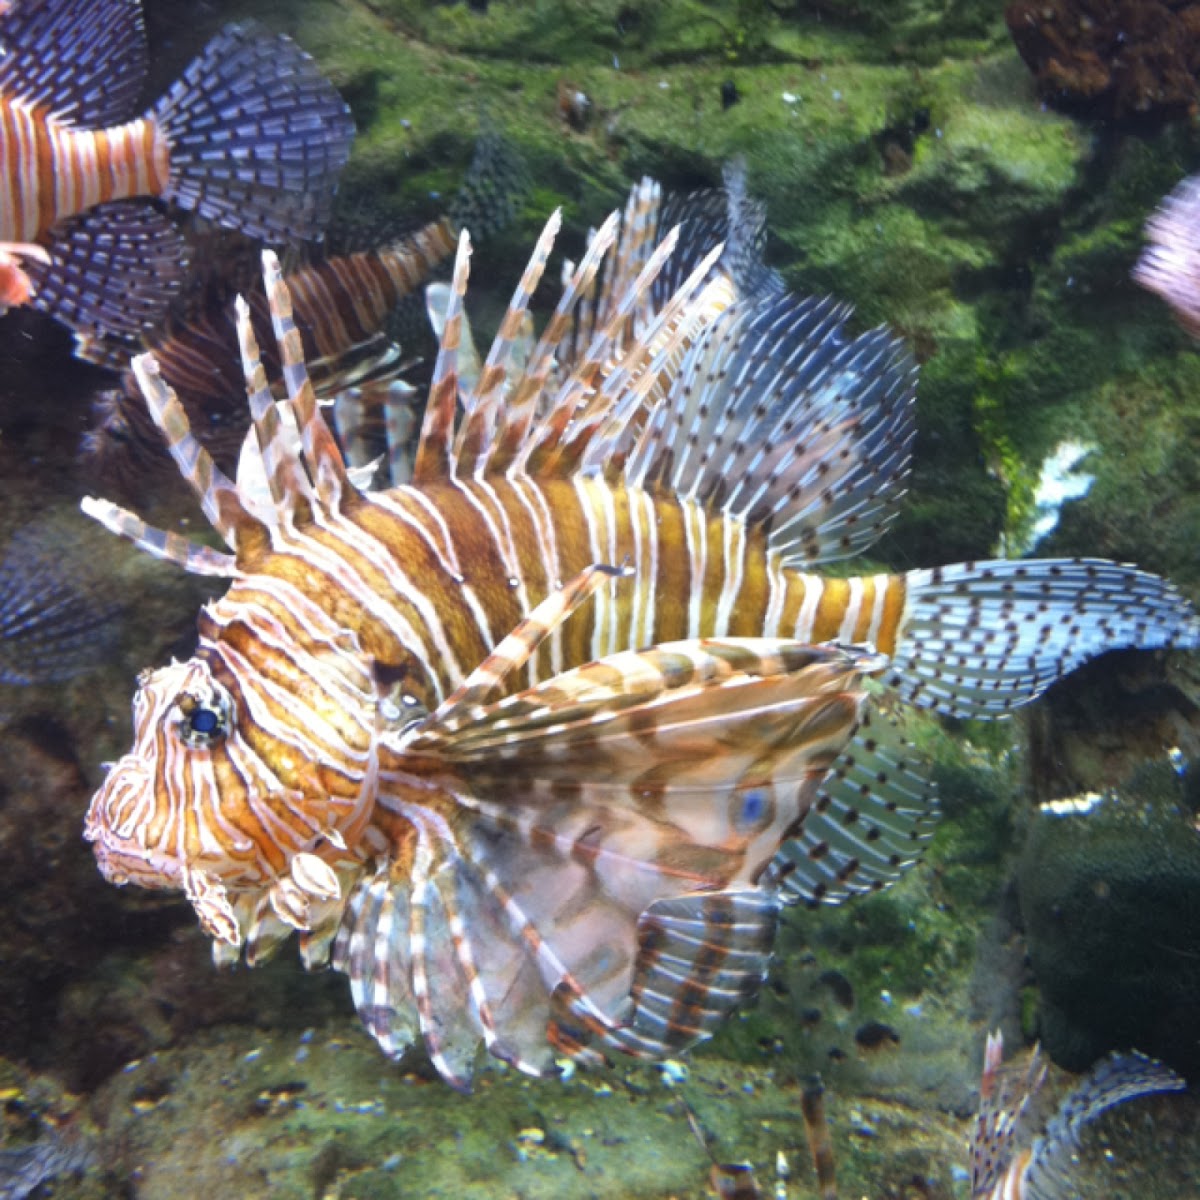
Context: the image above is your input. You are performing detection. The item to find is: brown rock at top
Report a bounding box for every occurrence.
[1006,0,1200,122]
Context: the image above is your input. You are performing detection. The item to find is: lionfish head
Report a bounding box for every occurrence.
[87,641,371,953]
[85,656,235,897]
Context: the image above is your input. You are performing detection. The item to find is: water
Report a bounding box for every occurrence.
[1,0,1198,1196]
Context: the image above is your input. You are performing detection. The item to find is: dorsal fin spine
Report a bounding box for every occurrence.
[457,209,562,477]
[130,352,261,552]
[261,250,355,510]
[413,232,472,483]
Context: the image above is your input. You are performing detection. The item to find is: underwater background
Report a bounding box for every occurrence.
[1,0,1199,1196]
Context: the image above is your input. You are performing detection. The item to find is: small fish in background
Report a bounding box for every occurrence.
[0,0,355,342]
[0,519,122,686]
[969,1030,1187,1199]
[80,129,527,490]
[1133,173,1200,338]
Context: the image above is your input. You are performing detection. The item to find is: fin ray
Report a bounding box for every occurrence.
[333,637,875,1084]
[891,559,1200,718]
[0,0,147,125]
[153,22,355,241]
[764,698,939,906]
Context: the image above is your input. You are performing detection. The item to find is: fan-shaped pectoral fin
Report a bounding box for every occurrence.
[332,636,881,1088]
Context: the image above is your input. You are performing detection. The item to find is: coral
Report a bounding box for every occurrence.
[1006,0,1200,122]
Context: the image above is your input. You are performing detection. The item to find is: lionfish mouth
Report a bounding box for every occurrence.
[84,756,182,891]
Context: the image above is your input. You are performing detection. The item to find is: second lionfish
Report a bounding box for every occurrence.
[82,176,1200,1089]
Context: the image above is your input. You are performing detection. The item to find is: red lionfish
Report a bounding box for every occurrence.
[0,0,354,339]
[81,175,1200,1089]
[970,1031,1186,1199]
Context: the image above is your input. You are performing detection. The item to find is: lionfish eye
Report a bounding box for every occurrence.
[175,689,231,748]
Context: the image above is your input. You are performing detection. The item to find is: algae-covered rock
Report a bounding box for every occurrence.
[1018,758,1200,1077]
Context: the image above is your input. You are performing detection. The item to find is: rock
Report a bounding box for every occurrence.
[1018,757,1200,1076]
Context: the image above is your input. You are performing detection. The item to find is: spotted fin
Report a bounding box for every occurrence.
[763,696,939,906]
[890,558,1200,719]
[0,0,147,126]
[618,284,916,566]
[334,633,877,1088]
[1021,1051,1186,1200]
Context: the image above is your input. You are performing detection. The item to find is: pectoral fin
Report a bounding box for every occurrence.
[332,637,878,1088]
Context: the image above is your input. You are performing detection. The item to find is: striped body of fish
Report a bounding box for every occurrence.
[970,1031,1185,1199]
[82,175,1200,1089]
[83,217,459,481]
[0,0,354,339]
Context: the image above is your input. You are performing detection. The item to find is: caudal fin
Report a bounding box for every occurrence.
[153,22,355,243]
[888,558,1200,719]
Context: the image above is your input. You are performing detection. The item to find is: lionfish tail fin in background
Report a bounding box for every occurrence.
[0,0,149,126]
[153,22,355,243]
[332,637,877,1087]
[22,203,188,339]
[970,1031,1186,1200]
